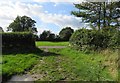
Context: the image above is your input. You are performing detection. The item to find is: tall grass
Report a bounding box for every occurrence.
[100,49,119,81]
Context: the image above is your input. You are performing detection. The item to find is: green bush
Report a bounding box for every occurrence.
[69,28,119,51]
[2,32,35,49]
[107,28,120,49]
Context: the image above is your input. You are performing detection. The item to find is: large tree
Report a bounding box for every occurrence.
[59,27,74,41]
[7,16,37,34]
[71,1,120,30]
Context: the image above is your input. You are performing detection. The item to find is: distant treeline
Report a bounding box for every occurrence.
[36,27,74,41]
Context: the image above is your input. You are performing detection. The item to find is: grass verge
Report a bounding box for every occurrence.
[1,47,42,82]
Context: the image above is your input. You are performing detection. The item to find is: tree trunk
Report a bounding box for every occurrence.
[98,3,101,30]
[103,2,106,28]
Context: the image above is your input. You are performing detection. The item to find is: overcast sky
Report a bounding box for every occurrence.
[0,0,87,35]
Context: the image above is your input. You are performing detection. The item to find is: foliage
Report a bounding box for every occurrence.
[59,27,74,41]
[7,16,37,34]
[53,35,61,41]
[33,34,39,41]
[71,1,120,29]
[2,32,35,49]
[39,30,55,41]
[36,41,69,46]
[69,29,119,51]
[39,27,74,41]
[106,29,119,48]
[0,26,4,32]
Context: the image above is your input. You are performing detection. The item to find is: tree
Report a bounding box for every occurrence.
[7,16,38,34]
[59,27,74,41]
[40,30,50,41]
[0,27,4,32]
[40,30,55,41]
[48,33,55,41]
[54,35,61,41]
[71,1,120,30]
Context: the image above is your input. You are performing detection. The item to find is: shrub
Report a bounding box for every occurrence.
[2,32,35,49]
[69,28,119,51]
[106,28,120,49]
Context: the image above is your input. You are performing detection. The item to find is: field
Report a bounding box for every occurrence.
[36,41,69,46]
[2,41,119,81]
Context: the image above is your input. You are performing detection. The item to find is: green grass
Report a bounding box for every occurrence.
[1,48,43,81]
[36,41,69,46]
[29,48,117,81]
[0,56,2,75]
[2,46,118,81]
[2,54,39,80]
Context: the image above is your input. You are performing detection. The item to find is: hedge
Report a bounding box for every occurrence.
[69,28,119,51]
[2,32,35,49]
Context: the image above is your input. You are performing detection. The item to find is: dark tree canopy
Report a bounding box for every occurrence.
[59,27,74,41]
[7,16,38,34]
[71,1,120,30]
[40,30,55,41]
[0,27,4,32]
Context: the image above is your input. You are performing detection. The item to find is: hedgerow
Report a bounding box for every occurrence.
[69,28,119,51]
[2,32,35,49]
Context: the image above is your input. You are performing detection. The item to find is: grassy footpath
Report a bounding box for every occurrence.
[49,48,118,81]
[29,48,118,81]
[36,41,69,46]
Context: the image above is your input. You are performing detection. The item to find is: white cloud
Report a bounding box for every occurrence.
[33,0,119,3]
[0,0,34,3]
[36,26,50,35]
[38,13,83,29]
[33,0,84,3]
[0,1,43,31]
[0,1,84,33]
